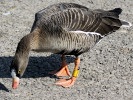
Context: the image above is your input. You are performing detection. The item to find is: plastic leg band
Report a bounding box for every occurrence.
[72,69,79,77]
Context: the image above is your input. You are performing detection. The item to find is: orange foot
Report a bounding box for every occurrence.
[56,77,76,88]
[49,65,71,77]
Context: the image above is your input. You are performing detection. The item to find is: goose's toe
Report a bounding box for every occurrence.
[49,65,71,77]
[56,77,76,88]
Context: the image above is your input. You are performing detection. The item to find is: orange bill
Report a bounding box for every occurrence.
[12,77,20,89]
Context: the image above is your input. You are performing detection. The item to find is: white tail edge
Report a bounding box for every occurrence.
[120,20,132,28]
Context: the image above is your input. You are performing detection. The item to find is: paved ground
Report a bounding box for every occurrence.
[0,0,133,100]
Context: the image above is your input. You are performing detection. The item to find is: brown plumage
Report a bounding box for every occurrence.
[10,3,132,88]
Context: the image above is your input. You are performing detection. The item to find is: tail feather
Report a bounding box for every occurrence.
[103,17,122,26]
[109,8,132,27]
[109,8,122,15]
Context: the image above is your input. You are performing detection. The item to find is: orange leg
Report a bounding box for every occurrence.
[56,57,80,88]
[49,55,71,77]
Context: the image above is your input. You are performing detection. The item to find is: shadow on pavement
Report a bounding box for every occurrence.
[0,54,75,78]
[0,82,9,92]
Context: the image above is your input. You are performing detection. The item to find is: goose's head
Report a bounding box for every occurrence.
[10,54,29,89]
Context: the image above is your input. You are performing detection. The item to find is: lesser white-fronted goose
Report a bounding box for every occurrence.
[10,3,132,89]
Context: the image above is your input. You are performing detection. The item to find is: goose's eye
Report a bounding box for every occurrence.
[18,70,21,74]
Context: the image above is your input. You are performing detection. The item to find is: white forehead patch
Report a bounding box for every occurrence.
[11,69,17,78]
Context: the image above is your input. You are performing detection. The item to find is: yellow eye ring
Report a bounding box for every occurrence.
[18,70,21,74]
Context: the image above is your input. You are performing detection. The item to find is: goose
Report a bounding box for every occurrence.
[10,3,132,89]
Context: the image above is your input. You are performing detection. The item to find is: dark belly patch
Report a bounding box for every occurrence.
[56,49,85,56]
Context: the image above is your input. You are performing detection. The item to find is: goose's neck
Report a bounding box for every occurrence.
[10,34,32,77]
[16,34,31,55]
[15,28,40,59]
[14,34,31,69]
